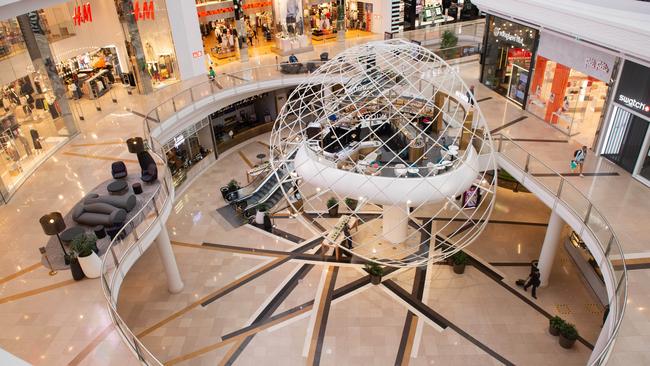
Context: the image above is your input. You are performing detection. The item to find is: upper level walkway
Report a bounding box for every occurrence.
[0,27,647,365]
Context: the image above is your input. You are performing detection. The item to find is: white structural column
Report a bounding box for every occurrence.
[538,210,564,287]
[383,205,409,244]
[166,0,207,80]
[155,227,184,293]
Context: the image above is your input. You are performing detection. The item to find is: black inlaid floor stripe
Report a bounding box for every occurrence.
[490,262,535,267]
[224,72,248,81]
[419,217,548,227]
[383,280,515,365]
[312,267,339,366]
[271,227,305,243]
[509,138,568,143]
[440,234,596,350]
[490,116,528,134]
[477,97,493,103]
[532,172,619,177]
[128,109,159,122]
[621,263,650,270]
[222,264,315,365]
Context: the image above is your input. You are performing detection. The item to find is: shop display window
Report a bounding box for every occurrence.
[480,15,537,105]
[528,57,608,144]
[0,19,26,61]
[138,0,179,87]
[0,19,72,196]
[163,118,213,188]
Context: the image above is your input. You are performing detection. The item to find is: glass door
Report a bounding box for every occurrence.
[508,63,529,106]
[602,106,649,173]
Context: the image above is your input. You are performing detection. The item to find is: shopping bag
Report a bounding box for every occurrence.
[570,160,577,171]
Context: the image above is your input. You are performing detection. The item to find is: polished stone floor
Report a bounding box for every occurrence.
[0,32,648,365]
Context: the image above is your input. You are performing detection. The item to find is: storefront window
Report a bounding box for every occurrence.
[346,2,373,32]
[0,19,71,195]
[163,118,213,188]
[480,15,537,106]
[138,0,179,87]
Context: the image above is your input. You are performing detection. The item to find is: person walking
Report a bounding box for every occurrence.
[523,266,541,299]
[208,66,216,80]
[466,85,476,106]
[574,146,587,177]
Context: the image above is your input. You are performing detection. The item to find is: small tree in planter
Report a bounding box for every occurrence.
[559,323,579,349]
[226,179,240,200]
[439,30,459,59]
[326,197,339,217]
[345,198,358,211]
[364,262,384,285]
[451,251,469,274]
[71,233,102,279]
[549,316,565,336]
[68,251,85,281]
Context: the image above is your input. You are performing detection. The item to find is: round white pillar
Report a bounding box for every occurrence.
[383,205,409,244]
[538,210,564,287]
[156,226,184,293]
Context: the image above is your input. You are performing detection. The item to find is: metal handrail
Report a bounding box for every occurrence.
[496,134,627,366]
[101,35,623,366]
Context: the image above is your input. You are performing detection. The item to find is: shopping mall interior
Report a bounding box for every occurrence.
[0,0,649,365]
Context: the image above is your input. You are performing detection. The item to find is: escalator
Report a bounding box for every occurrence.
[229,148,298,217]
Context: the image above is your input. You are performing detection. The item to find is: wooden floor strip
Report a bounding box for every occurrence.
[69,140,124,148]
[238,151,254,168]
[164,307,311,365]
[138,257,287,338]
[0,279,76,305]
[306,266,339,365]
[62,151,139,164]
[67,324,114,366]
[0,262,42,285]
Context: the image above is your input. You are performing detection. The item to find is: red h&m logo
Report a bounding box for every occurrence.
[73,3,92,26]
[133,1,155,21]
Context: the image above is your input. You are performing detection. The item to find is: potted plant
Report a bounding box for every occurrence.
[451,251,469,274]
[439,30,459,59]
[68,251,85,281]
[559,323,579,349]
[326,197,339,217]
[364,262,384,285]
[71,234,102,279]
[549,316,565,336]
[345,198,358,211]
[226,179,240,200]
[255,204,267,225]
[220,186,230,199]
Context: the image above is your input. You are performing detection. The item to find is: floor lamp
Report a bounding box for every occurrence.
[39,212,70,265]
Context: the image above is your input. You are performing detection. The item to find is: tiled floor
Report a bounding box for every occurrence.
[0,31,648,365]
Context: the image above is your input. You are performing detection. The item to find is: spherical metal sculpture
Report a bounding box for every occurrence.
[270,39,497,267]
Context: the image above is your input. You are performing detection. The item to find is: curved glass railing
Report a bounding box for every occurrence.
[101,59,624,366]
[497,134,626,366]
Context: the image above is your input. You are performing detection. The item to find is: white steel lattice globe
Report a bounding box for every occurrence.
[270,39,497,267]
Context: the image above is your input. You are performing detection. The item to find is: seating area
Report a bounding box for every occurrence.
[41,151,160,270]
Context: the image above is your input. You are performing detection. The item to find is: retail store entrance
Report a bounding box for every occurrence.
[480,15,537,106]
[527,32,617,147]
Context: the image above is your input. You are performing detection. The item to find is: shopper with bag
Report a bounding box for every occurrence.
[572,146,587,177]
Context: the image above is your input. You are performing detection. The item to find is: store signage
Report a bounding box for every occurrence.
[133,1,155,21]
[614,61,650,118]
[618,95,649,113]
[242,1,272,10]
[585,57,610,75]
[73,3,92,26]
[537,32,616,82]
[173,134,185,148]
[197,7,235,18]
[493,27,525,46]
[192,50,203,58]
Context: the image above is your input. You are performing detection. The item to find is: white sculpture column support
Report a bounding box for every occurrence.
[538,210,564,287]
[383,205,409,244]
[156,227,184,293]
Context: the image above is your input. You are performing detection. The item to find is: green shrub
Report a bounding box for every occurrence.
[440,30,459,49]
[364,262,383,276]
[326,197,338,209]
[560,323,579,340]
[550,316,565,329]
[451,251,469,265]
[71,233,96,257]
